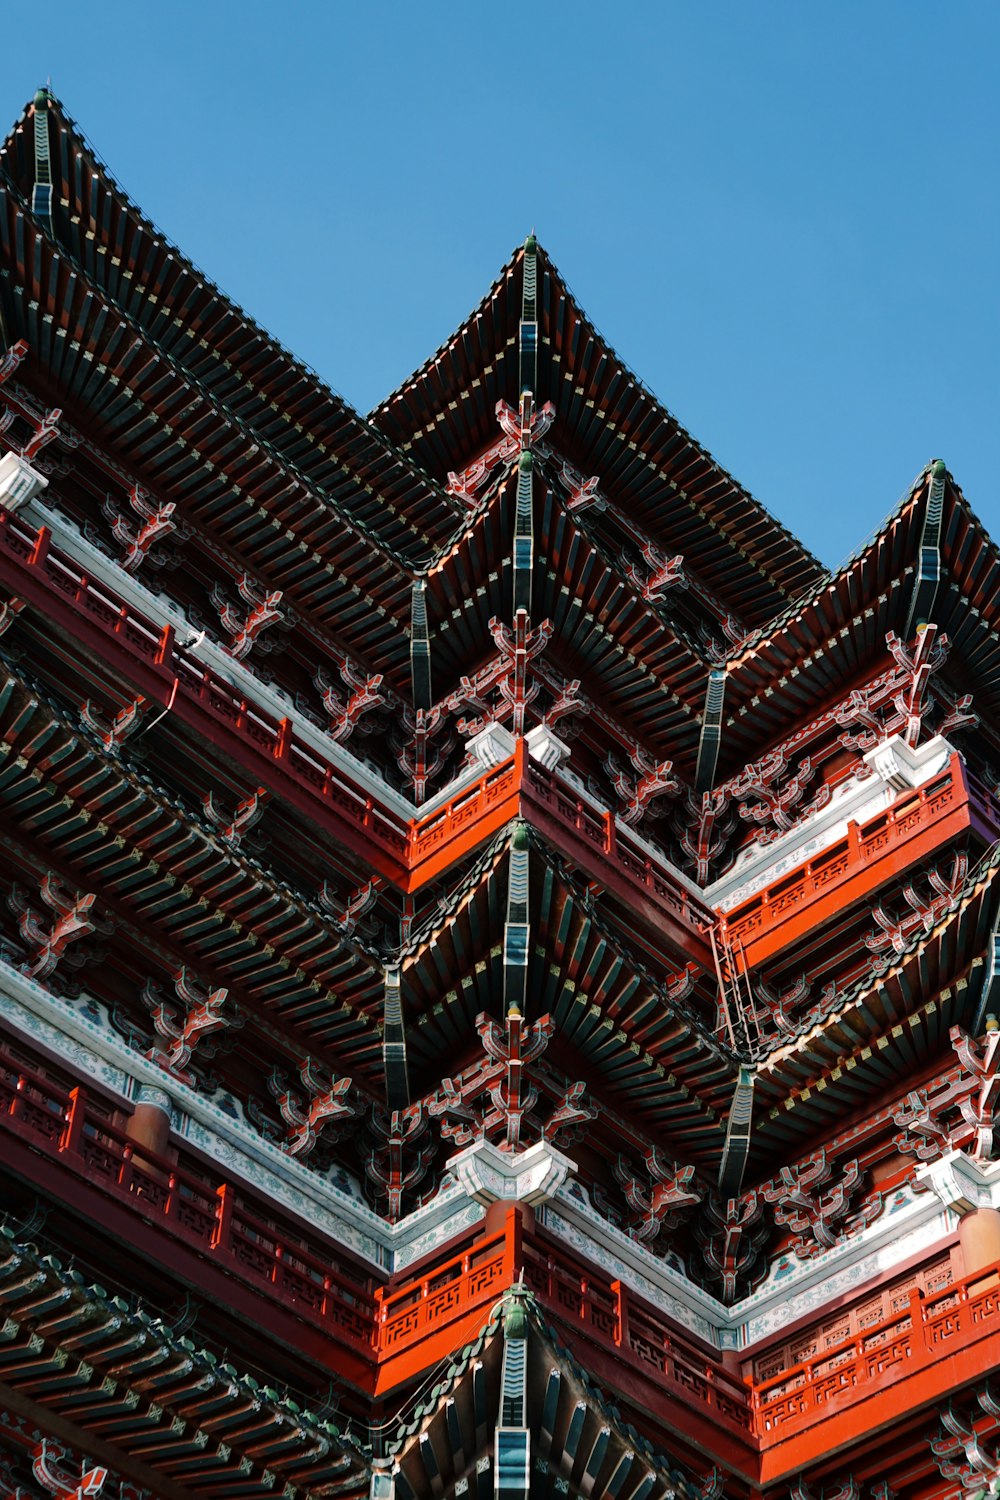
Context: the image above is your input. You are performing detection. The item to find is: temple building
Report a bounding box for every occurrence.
[1,86,999,1500]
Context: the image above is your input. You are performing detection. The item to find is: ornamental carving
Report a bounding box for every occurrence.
[604,746,679,826]
[693,1191,768,1305]
[427,1007,595,1154]
[611,1148,702,1244]
[930,1388,1000,1493]
[267,1058,354,1158]
[7,875,104,981]
[210,573,285,659]
[315,652,386,742]
[364,1103,435,1221]
[729,748,830,845]
[141,968,242,1082]
[761,1152,881,1258]
[100,484,179,574]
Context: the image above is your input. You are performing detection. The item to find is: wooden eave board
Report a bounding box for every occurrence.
[0,671,387,1075]
[750,851,1000,1151]
[0,98,461,550]
[372,249,523,472]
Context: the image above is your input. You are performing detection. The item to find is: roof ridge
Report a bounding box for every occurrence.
[534,241,827,589]
[4,91,457,516]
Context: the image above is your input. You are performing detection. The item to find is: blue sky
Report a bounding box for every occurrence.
[3,2,997,566]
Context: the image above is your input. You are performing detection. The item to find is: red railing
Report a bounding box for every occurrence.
[723,753,998,965]
[4,1045,1000,1460]
[376,1223,516,1353]
[522,763,716,948]
[0,507,721,954]
[0,1052,376,1350]
[753,1268,1000,1444]
[0,506,412,878]
[520,1231,752,1433]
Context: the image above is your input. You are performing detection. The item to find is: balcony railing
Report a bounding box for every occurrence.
[0,1050,376,1351]
[723,752,1000,966]
[3,1037,1000,1467]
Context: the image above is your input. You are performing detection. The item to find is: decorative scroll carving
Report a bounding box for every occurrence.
[865,852,968,956]
[7,876,101,980]
[612,1148,701,1243]
[730,748,830,843]
[211,574,284,659]
[395,705,454,802]
[930,1391,1000,1492]
[143,969,241,1081]
[694,1191,767,1305]
[365,1104,435,1221]
[605,746,679,826]
[887,625,950,747]
[540,676,588,735]
[32,1439,108,1497]
[0,339,28,385]
[267,1059,354,1157]
[756,974,838,1039]
[0,596,26,636]
[558,460,605,515]
[893,1025,1000,1167]
[790,1480,859,1500]
[19,407,64,462]
[447,430,519,508]
[100,485,178,573]
[699,1471,726,1500]
[762,1152,881,1258]
[315,654,385,742]
[496,392,555,450]
[952,1024,1000,1160]
[624,543,687,602]
[319,879,379,938]
[490,611,554,736]
[428,1007,595,1153]
[675,788,734,885]
[837,627,976,754]
[203,787,267,848]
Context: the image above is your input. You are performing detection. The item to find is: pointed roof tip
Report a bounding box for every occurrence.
[930,458,947,479]
[524,232,537,254]
[33,86,51,108]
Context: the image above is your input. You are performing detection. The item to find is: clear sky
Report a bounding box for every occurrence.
[3,2,997,567]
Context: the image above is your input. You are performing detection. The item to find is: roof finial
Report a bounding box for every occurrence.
[930,458,946,479]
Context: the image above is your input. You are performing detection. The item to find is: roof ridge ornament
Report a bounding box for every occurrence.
[31,87,54,233]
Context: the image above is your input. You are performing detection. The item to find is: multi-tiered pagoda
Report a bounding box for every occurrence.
[0,87,998,1500]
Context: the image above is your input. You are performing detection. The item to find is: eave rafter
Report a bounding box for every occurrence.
[0,664,389,1079]
[750,845,1000,1157]
[0,94,462,544]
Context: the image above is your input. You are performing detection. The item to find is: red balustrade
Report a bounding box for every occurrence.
[3,1046,999,1471]
[754,1264,1000,1479]
[0,1051,376,1353]
[519,1232,752,1434]
[724,753,997,967]
[0,507,412,882]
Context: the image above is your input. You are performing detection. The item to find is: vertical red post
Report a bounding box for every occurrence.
[61,1086,87,1157]
[212,1181,235,1252]
[611,1278,627,1350]
[156,623,175,668]
[29,525,50,567]
[275,717,293,760]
